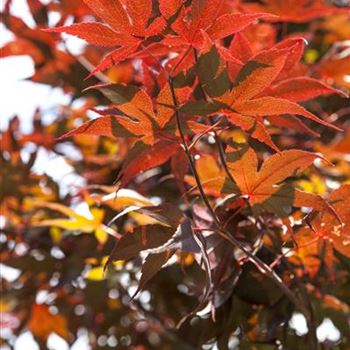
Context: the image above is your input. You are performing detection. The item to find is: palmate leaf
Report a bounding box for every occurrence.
[160,0,271,47]
[242,0,350,23]
[225,145,337,216]
[220,34,347,148]
[226,146,316,203]
[45,0,166,77]
[83,0,131,33]
[59,81,203,147]
[220,38,342,111]
[211,39,345,149]
[62,82,195,141]
[266,77,348,102]
[59,83,194,188]
[292,185,350,276]
[183,40,345,151]
[158,0,273,74]
[60,83,157,143]
[296,185,350,259]
[47,22,136,47]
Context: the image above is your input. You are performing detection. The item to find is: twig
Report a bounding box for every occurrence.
[265,226,320,350]
[192,49,237,187]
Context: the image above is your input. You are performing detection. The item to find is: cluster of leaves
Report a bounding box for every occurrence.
[1,0,350,349]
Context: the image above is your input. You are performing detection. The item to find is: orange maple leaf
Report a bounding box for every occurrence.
[27,304,69,341]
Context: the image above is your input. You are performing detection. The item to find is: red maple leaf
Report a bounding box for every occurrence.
[46,0,166,77]
[241,0,350,23]
[215,38,346,150]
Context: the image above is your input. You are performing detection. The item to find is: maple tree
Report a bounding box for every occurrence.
[1,0,350,349]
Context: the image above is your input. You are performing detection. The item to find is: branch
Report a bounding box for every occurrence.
[169,76,221,224]
[168,76,306,314]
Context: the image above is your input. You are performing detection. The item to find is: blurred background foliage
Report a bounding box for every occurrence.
[1,0,350,349]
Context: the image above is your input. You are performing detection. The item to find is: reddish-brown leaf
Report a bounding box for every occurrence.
[227,147,322,205]
[82,0,131,33]
[242,0,350,23]
[126,0,153,35]
[206,13,271,41]
[267,115,320,137]
[45,22,132,46]
[159,0,183,19]
[107,225,175,261]
[58,116,145,140]
[295,185,350,261]
[86,44,140,79]
[226,49,289,102]
[227,113,279,152]
[233,97,341,131]
[87,83,156,141]
[267,77,348,102]
[132,251,174,298]
[119,141,180,187]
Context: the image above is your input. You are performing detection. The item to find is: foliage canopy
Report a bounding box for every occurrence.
[1,0,350,349]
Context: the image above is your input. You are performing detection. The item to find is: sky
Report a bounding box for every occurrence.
[0,0,88,197]
[0,0,343,348]
[0,1,90,349]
